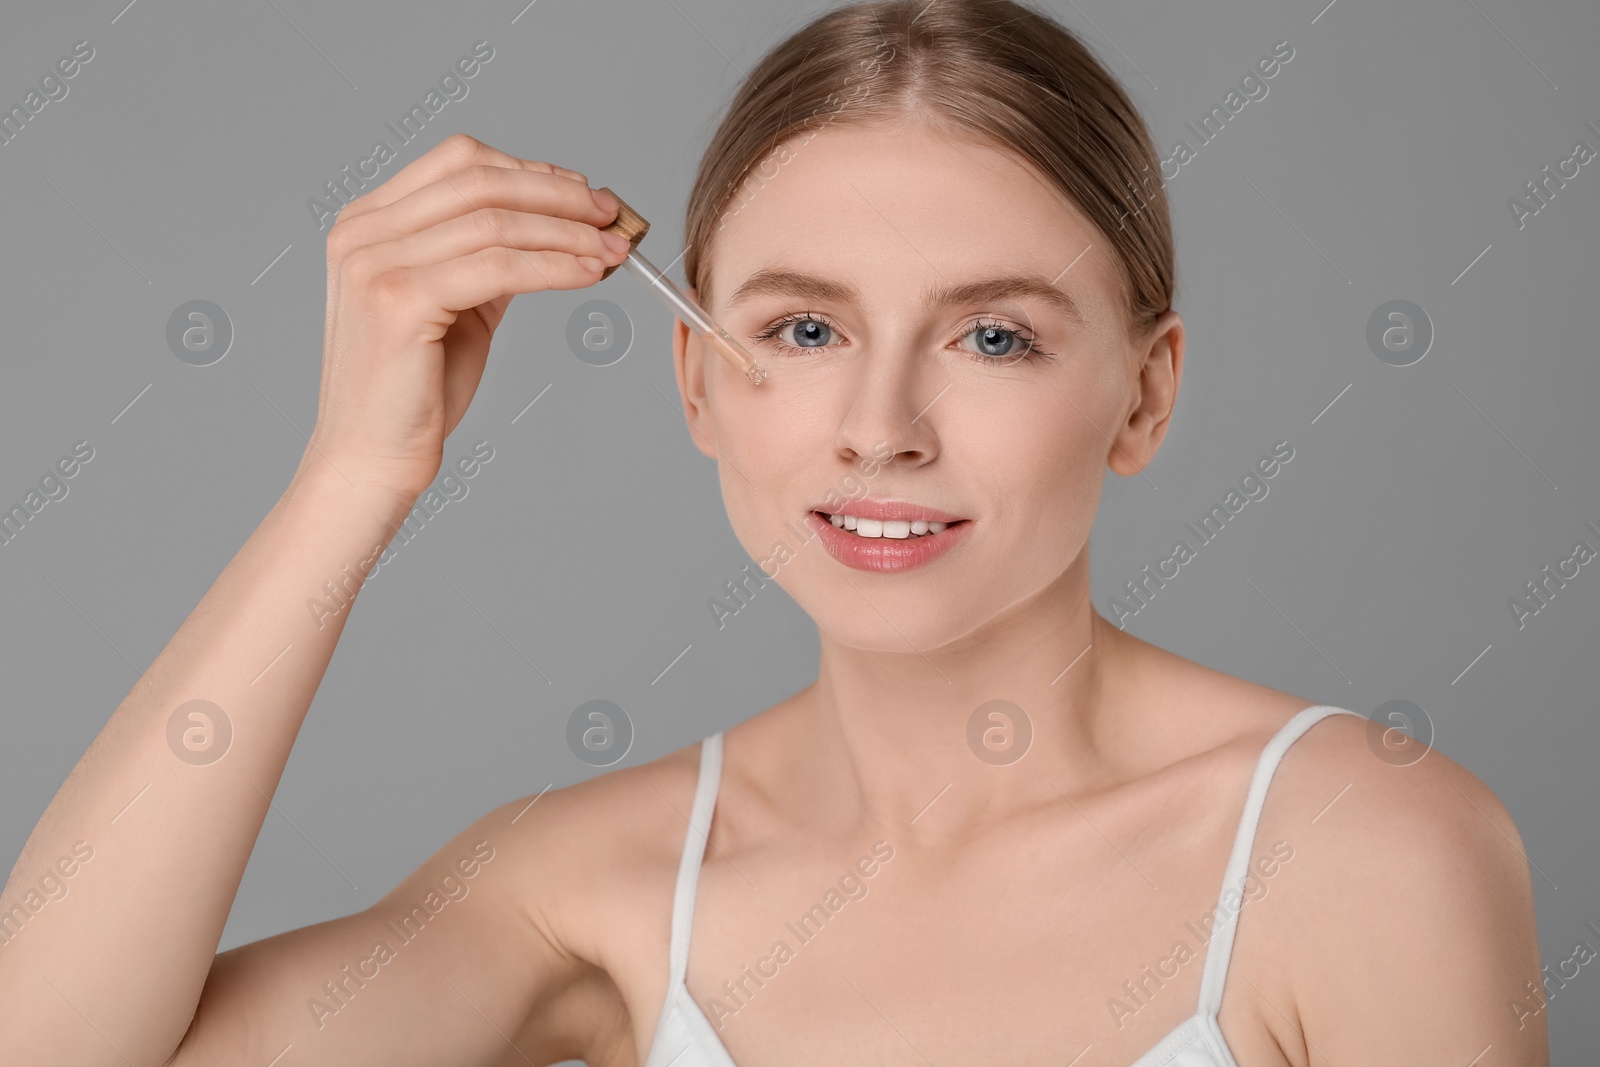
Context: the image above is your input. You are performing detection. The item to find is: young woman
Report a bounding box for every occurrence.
[0,2,1545,1065]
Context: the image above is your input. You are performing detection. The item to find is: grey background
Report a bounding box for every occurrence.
[1,0,1596,1061]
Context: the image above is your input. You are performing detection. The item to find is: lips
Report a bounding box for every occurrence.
[803,508,974,572]
[806,498,966,524]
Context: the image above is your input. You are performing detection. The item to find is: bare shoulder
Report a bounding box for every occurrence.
[356,732,712,1064]
[1239,708,1547,1064]
[1121,646,1546,1061]
[492,735,709,973]
[161,736,716,1067]
[1263,706,1528,852]
[1261,708,1533,912]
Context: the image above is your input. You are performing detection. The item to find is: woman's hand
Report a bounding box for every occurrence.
[302,133,631,502]
[0,143,631,1060]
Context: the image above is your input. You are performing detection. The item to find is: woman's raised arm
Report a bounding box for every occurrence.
[0,133,633,1066]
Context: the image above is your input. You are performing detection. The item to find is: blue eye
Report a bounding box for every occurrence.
[753,311,1053,365]
[960,319,1043,364]
[757,314,835,349]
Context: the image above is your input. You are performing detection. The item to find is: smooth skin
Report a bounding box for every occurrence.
[0,129,1546,1067]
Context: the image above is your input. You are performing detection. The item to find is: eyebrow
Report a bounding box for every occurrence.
[723,267,1086,326]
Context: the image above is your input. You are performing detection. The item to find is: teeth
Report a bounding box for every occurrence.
[823,513,951,538]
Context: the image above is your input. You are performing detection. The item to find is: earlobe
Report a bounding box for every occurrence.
[672,288,719,460]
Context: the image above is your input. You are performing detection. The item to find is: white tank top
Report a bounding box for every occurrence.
[643,703,1361,1067]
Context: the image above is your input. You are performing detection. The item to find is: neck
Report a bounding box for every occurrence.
[793,563,1143,847]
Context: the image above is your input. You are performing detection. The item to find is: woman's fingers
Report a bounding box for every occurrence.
[329,165,617,261]
[372,246,611,316]
[334,133,593,225]
[349,207,625,279]
[308,134,622,502]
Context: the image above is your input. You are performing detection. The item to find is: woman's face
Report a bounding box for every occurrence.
[673,120,1181,653]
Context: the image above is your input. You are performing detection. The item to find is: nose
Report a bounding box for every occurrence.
[831,342,942,467]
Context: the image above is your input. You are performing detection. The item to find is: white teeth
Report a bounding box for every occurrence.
[822,513,953,538]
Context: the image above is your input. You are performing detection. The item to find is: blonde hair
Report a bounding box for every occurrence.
[682,0,1176,339]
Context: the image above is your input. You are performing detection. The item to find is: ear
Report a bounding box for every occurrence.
[1108,309,1185,477]
[672,286,719,460]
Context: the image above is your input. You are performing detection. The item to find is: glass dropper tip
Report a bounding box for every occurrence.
[706,326,767,386]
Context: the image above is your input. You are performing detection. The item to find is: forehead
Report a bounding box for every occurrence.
[706,122,1122,319]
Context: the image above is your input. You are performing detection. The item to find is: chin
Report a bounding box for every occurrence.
[808,598,988,655]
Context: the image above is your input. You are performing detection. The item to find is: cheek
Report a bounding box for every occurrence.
[974,390,1112,537]
[715,392,822,477]
[708,357,853,474]
[708,391,825,540]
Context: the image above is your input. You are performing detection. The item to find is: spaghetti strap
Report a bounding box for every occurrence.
[667,731,724,987]
[1195,704,1361,1017]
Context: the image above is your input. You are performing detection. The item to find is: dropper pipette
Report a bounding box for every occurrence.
[623,248,767,386]
[593,186,766,386]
